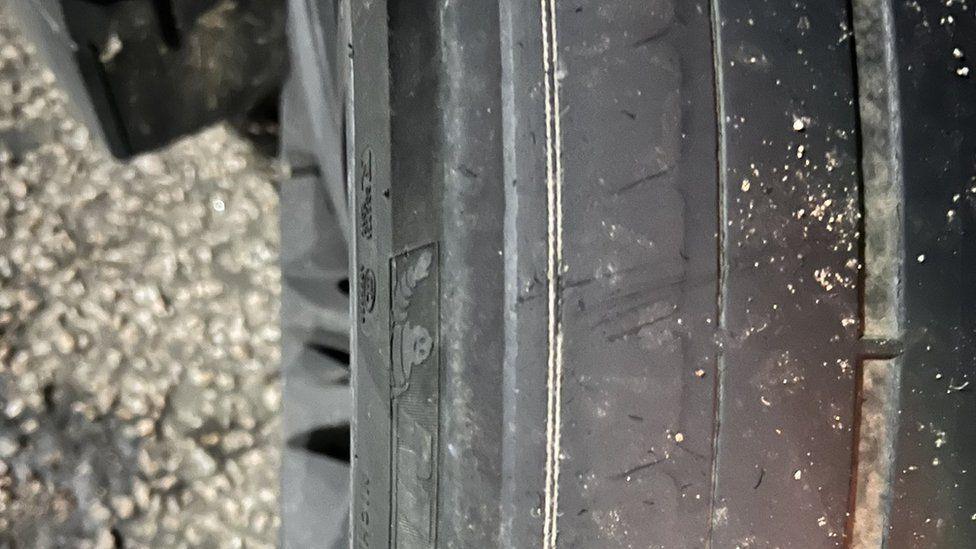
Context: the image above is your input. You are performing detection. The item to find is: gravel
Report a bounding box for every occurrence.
[0,12,281,549]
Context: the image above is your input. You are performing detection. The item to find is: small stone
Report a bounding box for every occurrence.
[111,495,135,519]
[222,430,254,453]
[89,501,112,522]
[133,154,165,176]
[134,418,155,437]
[99,34,123,63]
[674,432,685,443]
[184,445,218,478]
[133,479,151,509]
[793,469,802,480]
[0,437,18,458]
[66,125,89,151]
[9,179,27,199]
[54,330,75,354]
[156,474,178,491]
[20,418,38,434]
[94,528,115,549]
[4,398,25,418]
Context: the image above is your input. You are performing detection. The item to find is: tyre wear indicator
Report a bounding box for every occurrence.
[390,243,439,548]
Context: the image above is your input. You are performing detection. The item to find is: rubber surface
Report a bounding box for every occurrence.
[340,0,976,547]
[887,1,976,545]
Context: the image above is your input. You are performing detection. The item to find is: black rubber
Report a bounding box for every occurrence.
[341,0,976,547]
[887,2,976,546]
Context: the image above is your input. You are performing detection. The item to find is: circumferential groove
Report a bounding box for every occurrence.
[848,0,906,546]
[705,0,728,543]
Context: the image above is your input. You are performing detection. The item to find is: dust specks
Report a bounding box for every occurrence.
[792,116,809,132]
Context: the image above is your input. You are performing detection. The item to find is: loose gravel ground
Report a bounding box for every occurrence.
[0,12,281,549]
